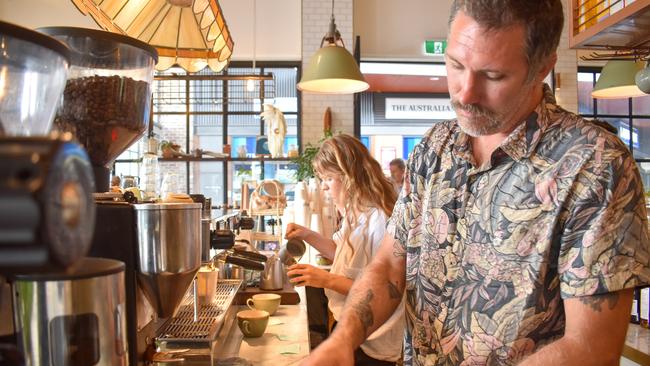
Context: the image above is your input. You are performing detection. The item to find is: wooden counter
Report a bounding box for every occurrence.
[625,324,650,365]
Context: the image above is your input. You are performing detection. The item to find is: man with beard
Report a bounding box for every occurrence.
[301,1,650,365]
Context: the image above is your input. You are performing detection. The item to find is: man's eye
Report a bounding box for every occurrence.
[486,73,504,81]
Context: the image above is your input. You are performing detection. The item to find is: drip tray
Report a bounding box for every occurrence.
[156,279,242,346]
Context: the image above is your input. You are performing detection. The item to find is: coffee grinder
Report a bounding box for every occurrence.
[39,27,204,365]
[0,21,130,366]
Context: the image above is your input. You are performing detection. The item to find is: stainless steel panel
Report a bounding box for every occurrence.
[134,202,202,318]
[12,258,127,366]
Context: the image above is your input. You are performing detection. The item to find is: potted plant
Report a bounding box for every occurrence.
[160,140,181,158]
[291,129,333,182]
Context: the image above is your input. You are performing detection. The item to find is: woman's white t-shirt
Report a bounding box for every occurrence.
[324,208,405,362]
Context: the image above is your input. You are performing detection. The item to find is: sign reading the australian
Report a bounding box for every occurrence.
[385,98,456,120]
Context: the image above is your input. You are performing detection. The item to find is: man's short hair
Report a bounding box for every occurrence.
[389,158,405,171]
[448,0,563,81]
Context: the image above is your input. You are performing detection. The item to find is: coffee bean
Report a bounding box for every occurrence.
[53,75,150,165]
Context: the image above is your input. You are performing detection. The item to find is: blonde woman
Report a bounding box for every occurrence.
[286,134,404,366]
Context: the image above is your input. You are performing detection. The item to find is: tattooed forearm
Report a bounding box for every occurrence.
[387,280,401,299]
[578,291,620,312]
[392,241,406,258]
[354,290,375,332]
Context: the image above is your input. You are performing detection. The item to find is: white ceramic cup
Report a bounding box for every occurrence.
[246,293,281,315]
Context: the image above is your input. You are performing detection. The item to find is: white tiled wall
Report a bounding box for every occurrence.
[301,0,355,145]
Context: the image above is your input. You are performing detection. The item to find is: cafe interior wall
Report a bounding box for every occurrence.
[0,0,580,144]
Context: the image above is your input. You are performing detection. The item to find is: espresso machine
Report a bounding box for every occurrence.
[0,21,129,366]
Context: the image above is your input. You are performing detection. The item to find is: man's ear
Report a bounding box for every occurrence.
[537,52,558,83]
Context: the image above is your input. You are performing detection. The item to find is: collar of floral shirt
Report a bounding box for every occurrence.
[452,84,557,166]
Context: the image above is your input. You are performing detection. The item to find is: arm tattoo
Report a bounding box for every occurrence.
[578,292,620,312]
[387,280,401,299]
[354,290,375,332]
[392,241,406,258]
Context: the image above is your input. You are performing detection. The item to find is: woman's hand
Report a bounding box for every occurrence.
[285,223,313,241]
[286,264,331,288]
[285,223,336,260]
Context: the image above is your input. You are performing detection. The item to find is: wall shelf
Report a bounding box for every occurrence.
[570,0,650,49]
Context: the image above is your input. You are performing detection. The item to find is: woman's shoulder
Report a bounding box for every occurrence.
[360,207,388,228]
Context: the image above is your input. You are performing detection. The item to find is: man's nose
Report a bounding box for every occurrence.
[455,73,480,106]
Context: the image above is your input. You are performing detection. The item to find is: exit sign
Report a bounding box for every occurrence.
[424,40,447,55]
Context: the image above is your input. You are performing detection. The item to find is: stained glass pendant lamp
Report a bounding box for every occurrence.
[70,0,234,72]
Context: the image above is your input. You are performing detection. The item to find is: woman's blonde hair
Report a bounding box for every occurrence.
[312,134,397,252]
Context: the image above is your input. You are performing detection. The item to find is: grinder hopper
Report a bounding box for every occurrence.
[38,27,158,192]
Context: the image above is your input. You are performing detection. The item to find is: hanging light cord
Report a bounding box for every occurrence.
[324,0,343,47]
[253,0,257,70]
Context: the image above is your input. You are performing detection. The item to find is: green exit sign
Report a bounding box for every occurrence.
[424,40,447,55]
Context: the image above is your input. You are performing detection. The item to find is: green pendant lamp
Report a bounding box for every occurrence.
[297,0,369,94]
[592,60,646,99]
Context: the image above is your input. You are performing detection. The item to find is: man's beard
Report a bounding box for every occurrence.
[451,99,502,137]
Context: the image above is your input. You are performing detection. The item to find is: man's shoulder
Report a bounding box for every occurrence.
[545,108,628,151]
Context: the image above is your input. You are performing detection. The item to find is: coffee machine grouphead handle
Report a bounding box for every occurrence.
[232,248,267,262]
[224,255,265,271]
[210,229,235,250]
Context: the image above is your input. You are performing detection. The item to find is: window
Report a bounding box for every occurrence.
[113,62,301,208]
[403,137,422,159]
[360,136,370,150]
[578,67,650,189]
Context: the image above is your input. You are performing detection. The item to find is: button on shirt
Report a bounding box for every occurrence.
[387,85,650,365]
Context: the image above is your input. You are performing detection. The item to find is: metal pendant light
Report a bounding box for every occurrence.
[592,60,646,99]
[635,63,650,94]
[297,0,369,94]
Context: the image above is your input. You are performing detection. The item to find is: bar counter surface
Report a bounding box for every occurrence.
[152,284,650,365]
[212,286,309,365]
[624,324,650,365]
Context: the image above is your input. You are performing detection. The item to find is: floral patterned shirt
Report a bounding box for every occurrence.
[387,86,650,366]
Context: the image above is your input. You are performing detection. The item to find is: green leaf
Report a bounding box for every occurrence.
[291,129,334,182]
